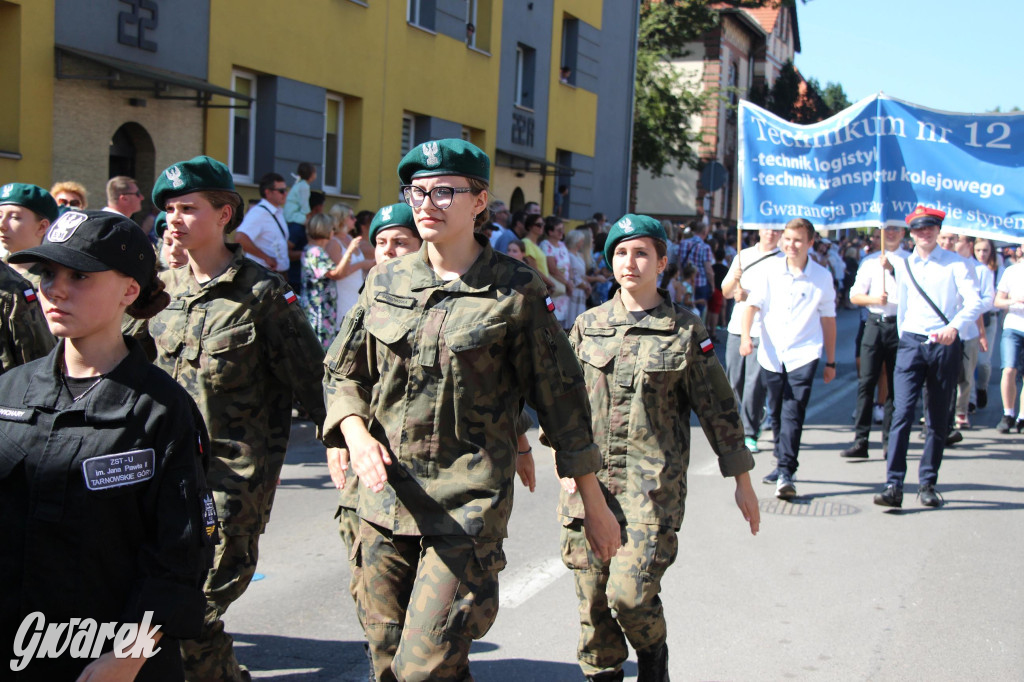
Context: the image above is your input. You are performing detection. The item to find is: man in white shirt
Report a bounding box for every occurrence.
[487,200,510,248]
[951,234,994,429]
[740,218,836,500]
[995,260,1024,433]
[104,176,143,218]
[841,225,908,459]
[722,227,783,453]
[235,172,291,275]
[874,207,985,509]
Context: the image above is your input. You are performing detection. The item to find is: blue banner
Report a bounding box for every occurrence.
[738,95,1024,243]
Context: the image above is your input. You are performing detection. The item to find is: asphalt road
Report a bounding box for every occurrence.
[226,307,1024,681]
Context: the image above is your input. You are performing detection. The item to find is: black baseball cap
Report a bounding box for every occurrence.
[9,210,156,287]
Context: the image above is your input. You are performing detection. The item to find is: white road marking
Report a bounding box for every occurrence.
[501,557,569,609]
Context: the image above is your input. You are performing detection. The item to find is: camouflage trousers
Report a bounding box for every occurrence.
[181,532,260,682]
[561,519,679,678]
[336,502,361,606]
[353,519,506,682]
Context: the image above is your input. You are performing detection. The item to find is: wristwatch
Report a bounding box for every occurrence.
[825,362,836,368]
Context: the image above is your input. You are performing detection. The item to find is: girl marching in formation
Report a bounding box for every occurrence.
[323,139,621,682]
[0,210,215,680]
[149,156,329,681]
[559,214,759,681]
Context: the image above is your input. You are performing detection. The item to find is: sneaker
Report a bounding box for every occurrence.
[775,473,796,500]
[744,436,760,454]
[918,483,943,508]
[997,415,1015,434]
[840,442,869,459]
[872,404,884,424]
[955,413,970,429]
[977,389,988,409]
[873,484,903,508]
[762,468,780,485]
[945,430,963,446]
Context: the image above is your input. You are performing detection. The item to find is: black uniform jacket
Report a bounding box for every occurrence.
[0,338,215,681]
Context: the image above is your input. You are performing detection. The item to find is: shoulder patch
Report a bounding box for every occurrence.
[22,288,36,303]
[284,290,298,304]
[545,296,555,312]
[699,338,714,354]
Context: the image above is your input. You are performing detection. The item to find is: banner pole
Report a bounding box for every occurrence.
[880,227,887,296]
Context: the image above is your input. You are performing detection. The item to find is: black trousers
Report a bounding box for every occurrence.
[853,316,899,447]
[764,359,818,477]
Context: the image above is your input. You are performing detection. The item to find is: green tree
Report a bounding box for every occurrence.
[630,0,786,208]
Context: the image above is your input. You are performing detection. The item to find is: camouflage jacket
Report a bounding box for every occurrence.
[559,290,753,529]
[150,245,327,534]
[0,262,54,374]
[323,235,600,538]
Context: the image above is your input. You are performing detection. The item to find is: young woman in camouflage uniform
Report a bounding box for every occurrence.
[149,156,329,682]
[559,214,760,682]
[323,139,620,682]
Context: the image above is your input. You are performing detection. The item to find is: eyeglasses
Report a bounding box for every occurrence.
[271,187,288,194]
[122,191,144,198]
[401,185,472,210]
[57,198,83,207]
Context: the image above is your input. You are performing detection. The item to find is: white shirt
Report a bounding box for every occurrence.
[489,223,506,248]
[747,256,836,372]
[725,245,783,337]
[102,205,127,217]
[236,199,290,272]
[849,248,908,317]
[960,260,995,341]
[893,246,984,337]
[997,262,1024,333]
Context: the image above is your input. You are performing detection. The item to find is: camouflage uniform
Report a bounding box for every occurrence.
[323,235,601,681]
[560,290,754,679]
[150,244,327,682]
[0,261,54,373]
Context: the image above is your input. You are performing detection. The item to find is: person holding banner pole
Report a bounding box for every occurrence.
[952,234,994,429]
[740,218,836,501]
[874,207,984,509]
[840,224,908,459]
[722,227,783,453]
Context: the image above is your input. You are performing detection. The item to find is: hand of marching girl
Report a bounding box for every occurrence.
[340,415,392,493]
[734,471,760,535]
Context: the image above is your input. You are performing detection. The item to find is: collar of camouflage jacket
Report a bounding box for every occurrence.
[409,233,495,295]
[603,288,678,330]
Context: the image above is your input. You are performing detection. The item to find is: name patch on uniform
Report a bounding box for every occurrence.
[374,292,417,309]
[583,327,615,337]
[0,406,31,422]
[700,338,714,354]
[82,449,156,491]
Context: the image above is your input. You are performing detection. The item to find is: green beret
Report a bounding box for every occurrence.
[398,138,490,185]
[152,155,236,209]
[369,203,418,243]
[154,211,168,238]
[0,183,58,222]
[604,214,667,265]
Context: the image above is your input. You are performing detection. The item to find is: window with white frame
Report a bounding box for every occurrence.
[401,114,416,156]
[466,0,478,47]
[229,70,256,183]
[407,0,436,31]
[323,94,344,193]
[514,44,536,109]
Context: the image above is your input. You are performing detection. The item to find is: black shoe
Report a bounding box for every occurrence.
[776,473,797,500]
[586,671,625,682]
[997,415,1015,434]
[874,484,903,508]
[636,642,669,682]
[1017,419,1024,434]
[968,402,976,415]
[977,389,988,409]
[945,430,963,446]
[918,483,943,508]
[762,468,780,484]
[840,442,869,459]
